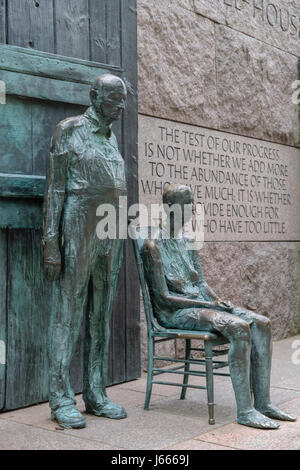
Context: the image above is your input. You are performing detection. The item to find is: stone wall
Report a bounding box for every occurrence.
[137,0,300,368]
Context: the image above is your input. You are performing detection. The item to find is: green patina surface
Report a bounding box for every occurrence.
[0,43,112,228]
[43,74,129,428]
[0,45,121,106]
[0,174,45,199]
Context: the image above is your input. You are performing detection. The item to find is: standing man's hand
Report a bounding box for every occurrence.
[43,244,62,281]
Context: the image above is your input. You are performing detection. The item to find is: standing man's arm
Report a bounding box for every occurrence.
[43,124,68,282]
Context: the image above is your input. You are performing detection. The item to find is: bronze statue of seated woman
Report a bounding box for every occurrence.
[141,183,296,429]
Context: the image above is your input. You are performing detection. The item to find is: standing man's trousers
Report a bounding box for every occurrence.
[48,222,124,411]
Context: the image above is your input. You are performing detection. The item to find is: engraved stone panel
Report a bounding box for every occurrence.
[191,0,300,57]
[139,115,300,242]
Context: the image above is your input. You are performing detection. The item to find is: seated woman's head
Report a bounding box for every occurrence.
[163,184,193,207]
[162,184,194,230]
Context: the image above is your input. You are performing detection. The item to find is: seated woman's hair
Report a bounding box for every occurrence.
[163,184,192,206]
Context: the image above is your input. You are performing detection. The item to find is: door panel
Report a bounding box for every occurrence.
[89,0,122,66]
[5,230,50,409]
[55,0,90,60]
[7,0,55,53]
[0,0,139,410]
[0,229,7,410]
[31,101,68,176]
[0,97,33,175]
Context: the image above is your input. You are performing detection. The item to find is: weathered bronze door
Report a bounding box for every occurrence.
[0,0,139,411]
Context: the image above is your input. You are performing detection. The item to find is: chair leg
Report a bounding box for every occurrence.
[180,339,191,400]
[144,335,154,410]
[204,341,215,425]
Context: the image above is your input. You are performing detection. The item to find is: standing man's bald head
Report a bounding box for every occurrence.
[90,74,127,124]
[90,74,127,103]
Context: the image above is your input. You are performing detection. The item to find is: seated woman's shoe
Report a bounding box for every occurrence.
[85,397,127,419]
[51,405,86,429]
[256,403,297,422]
[237,409,279,429]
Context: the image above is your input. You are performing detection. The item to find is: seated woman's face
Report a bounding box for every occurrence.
[163,186,195,227]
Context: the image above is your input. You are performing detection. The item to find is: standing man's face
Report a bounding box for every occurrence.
[101,88,127,120]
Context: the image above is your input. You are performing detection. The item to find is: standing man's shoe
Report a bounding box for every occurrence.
[51,405,86,429]
[85,397,127,419]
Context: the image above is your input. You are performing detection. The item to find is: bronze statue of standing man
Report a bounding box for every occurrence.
[43,74,127,429]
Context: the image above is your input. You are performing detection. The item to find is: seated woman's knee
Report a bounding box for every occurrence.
[254,314,271,331]
[226,319,251,342]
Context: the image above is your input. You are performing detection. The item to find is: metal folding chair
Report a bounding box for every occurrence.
[130,224,230,425]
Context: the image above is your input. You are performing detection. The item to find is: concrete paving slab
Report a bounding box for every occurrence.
[269,386,300,405]
[0,401,63,431]
[57,406,226,450]
[272,335,300,361]
[2,367,297,444]
[161,379,300,423]
[270,359,300,391]
[194,397,300,450]
[148,384,236,424]
[0,398,100,432]
[0,336,298,450]
[0,389,159,432]
[0,419,120,450]
[2,397,223,450]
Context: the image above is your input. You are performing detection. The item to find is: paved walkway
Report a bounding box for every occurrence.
[0,335,299,450]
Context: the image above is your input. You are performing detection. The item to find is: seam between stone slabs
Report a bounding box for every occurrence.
[119,386,182,401]
[186,394,300,448]
[138,113,300,150]
[268,393,300,405]
[142,393,300,432]
[271,386,300,393]
[110,386,173,406]
[192,438,244,451]
[127,384,300,402]
[119,379,300,401]
[117,385,180,399]
[0,417,128,450]
[190,395,300,448]
[58,408,233,449]
[170,2,198,19]
[214,22,219,134]
[271,395,300,405]
[160,422,245,450]
[180,6,299,59]
[178,1,299,58]
[162,440,241,451]
[143,409,235,429]
[17,409,233,449]
[0,407,233,446]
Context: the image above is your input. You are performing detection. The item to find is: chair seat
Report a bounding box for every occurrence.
[152,328,228,345]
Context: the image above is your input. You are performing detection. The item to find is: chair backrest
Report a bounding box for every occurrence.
[129,223,166,333]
